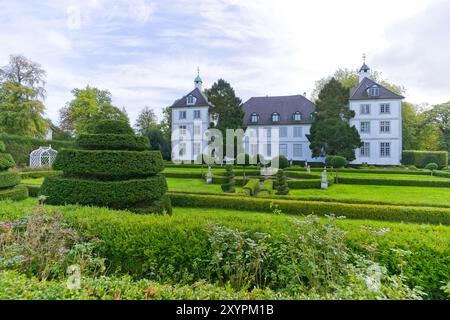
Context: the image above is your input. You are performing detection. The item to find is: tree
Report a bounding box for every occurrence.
[424,103,450,152]
[329,156,346,183]
[221,165,235,193]
[205,79,244,137]
[0,54,47,100]
[275,169,289,195]
[0,82,48,137]
[311,68,405,100]
[307,78,362,161]
[59,86,128,135]
[145,126,171,160]
[159,106,172,160]
[135,106,158,135]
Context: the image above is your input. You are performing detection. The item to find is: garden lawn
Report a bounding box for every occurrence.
[287,184,450,208]
[167,178,225,193]
[333,172,449,181]
[21,178,44,185]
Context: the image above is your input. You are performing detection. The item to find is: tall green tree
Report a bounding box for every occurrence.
[0,55,48,137]
[135,106,158,135]
[59,86,129,135]
[204,79,244,133]
[424,102,450,151]
[307,78,362,161]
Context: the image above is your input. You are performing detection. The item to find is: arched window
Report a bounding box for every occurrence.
[367,85,380,97]
[292,111,302,121]
[250,113,259,123]
[186,95,196,105]
[272,112,280,122]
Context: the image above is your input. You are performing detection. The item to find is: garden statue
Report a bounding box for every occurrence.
[321,168,328,189]
[206,166,212,184]
[305,160,308,168]
[307,165,311,173]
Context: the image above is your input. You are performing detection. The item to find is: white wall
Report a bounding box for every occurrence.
[349,99,402,165]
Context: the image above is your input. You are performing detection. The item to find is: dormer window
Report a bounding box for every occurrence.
[292,111,302,121]
[367,85,380,97]
[250,113,259,123]
[272,112,280,122]
[186,95,196,105]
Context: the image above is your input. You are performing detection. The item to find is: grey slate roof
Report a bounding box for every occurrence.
[349,77,404,101]
[243,95,316,126]
[359,63,370,72]
[170,87,213,108]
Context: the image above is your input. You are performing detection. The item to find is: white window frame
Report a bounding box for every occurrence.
[193,142,201,156]
[279,127,287,138]
[293,127,302,138]
[279,144,288,157]
[380,142,391,158]
[380,103,390,114]
[179,111,187,120]
[380,121,391,133]
[186,95,196,105]
[360,142,370,157]
[194,124,201,136]
[250,113,259,123]
[265,143,272,157]
[360,121,370,134]
[368,86,380,97]
[293,144,302,157]
[194,110,201,119]
[360,104,371,115]
[272,113,280,122]
[293,112,302,121]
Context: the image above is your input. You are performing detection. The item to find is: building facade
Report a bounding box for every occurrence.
[170,72,214,162]
[171,61,404,165]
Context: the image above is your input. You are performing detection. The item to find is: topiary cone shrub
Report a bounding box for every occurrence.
[0,140,28,201]
[40,120,171,214]
[221,165,236,193]
[275,169,289,195]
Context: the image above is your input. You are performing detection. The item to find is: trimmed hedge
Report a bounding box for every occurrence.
[0,185,28,200]
[0,153,15,170]
[0,172,21,189]
[19,170,62,179]
[41,174,168,209]
[91,120,134,135]
[259,179,273,196]
[77,134,150,151]
[0,133,74,167]
[240,178,259,196]
[168,193,450,225]
[435,171,450,179]
[339,177,450,188]
[287,177,334,189]
[22,184,40,197]
[54,149,164,179]
[402,150,448,168]
[285,171,322,179]
[291,167,433,176]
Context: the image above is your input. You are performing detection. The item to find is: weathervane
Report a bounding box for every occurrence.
[363,53,366,64]
[197,66,200,76]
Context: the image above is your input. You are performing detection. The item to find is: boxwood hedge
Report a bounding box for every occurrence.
[338,177,450,188]
[54,149,164,179]
[41,174,168,209]
[0,153,15,170]
[240,178,259,196]
[402,150,448,168]
[76,134,150,151]
[168,193,450,225]
[0,171,21,189]
[0,185,28,200]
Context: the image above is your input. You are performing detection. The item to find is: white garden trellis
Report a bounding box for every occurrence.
[29,146,58,168]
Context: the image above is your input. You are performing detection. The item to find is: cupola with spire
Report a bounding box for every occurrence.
[194,67,203,90]
[359,54,371,83]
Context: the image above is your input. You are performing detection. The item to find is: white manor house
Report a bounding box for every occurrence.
[171,61,404,165]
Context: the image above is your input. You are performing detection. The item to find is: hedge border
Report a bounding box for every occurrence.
[41,174,168,208]
[0,185,29,201]
[76,134,150,151]
[338,177,450,188]
[19,170,62,179]
[168,193,450,225]
[0,172,21,189]
[54,149,164,179]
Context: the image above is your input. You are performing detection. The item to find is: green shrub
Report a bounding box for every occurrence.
[54,150,164,179]
[22,184,40,197]
[271,156,289,169]
[41,174,168,209]
[0,133,74,167]
[241,178,259,196]
[91,120,134,135]
[19,170,61,179]
[0,153,15,170]
[434,171,450,179]
[402,151,448,168]
[325,155,335,166]
[221,165,236,193]
[287,177,334,189]
[338,177,450,188]
[259,180,273,196]
[425,163,439,171]
[0,141,5,152]
[0,185,28,200]
[330,156,347,168]
[0,172,21,189]
[285,171,321,179]
[275,169,289,195]
[169,193,450,225]
[77,134,150,151]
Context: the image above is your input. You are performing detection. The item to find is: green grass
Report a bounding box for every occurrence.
[333,172,448,181]
[286,184,450,207]
[21,177,44,185]
[167,178,243,194]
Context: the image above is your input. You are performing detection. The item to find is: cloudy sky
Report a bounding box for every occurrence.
[0,0,448,125]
